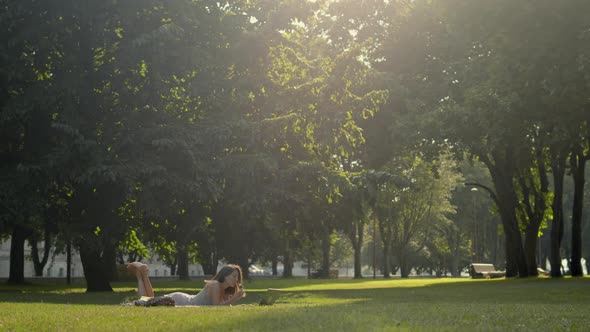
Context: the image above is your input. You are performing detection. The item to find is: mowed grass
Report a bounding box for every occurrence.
[1,277,589,331]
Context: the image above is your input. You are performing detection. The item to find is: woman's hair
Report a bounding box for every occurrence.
[211,264,243,296]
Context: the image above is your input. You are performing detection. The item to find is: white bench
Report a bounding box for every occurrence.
[469,263,505,279]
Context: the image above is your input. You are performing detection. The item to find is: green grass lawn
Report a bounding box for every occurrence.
[1,277,589,331]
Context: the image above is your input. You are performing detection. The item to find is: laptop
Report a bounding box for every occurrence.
[259,288,283,306]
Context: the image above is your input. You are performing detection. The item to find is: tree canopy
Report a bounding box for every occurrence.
[1,0,589,289]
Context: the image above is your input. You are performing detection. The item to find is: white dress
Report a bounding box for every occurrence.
[164,286,213,306]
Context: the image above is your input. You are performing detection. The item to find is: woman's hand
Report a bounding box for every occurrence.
[236,286,246,299]
[227,286,246,305]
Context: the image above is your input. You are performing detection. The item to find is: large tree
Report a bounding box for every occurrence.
[365,0,590,277]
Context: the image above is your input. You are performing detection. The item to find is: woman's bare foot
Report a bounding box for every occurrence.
[127,262,145,274]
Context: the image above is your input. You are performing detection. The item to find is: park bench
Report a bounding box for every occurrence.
[469,263,506,279]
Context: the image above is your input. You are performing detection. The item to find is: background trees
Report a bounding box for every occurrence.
[1,0,588,288]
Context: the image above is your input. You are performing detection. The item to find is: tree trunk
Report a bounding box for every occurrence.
[569,151,586,276]
[271,256,278,276]
[66,240,72,285]
[348,219,364,279]
[398,247,409,278]
[381,237,391,278]
[520,150,549,277]
[201,250,218,275]
[484,153,528,277]
[105,244,118,282]
[378,219,391,278]
[167,257,177,277]
[494,184,527,277]
[449,255,459,277]
[31,227,52,277]
[282,226,293,278]
[78,237,113,292]
[236,255,250,281]
[7,225,32,284]
[282,249,293,277]
[353,235,363,279]
[177,249,189,280]
[320,232,331,278]
[550,150,567,277]
[523,227,539,277]
[117,251,125,265]
[449,234,461,277]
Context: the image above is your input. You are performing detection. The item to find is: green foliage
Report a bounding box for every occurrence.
[3,0,589,286]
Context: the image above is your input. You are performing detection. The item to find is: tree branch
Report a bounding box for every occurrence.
[464,182,498,206]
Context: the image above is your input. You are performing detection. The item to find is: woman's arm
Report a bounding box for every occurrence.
[207,281,245,305]
[223,288,246,305]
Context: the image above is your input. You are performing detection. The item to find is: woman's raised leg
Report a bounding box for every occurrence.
[127,262,155,297]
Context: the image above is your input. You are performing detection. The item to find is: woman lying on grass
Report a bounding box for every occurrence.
[127,262,246,306]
